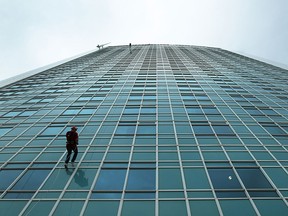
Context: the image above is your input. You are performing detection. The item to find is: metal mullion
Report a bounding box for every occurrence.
[78,61,136,216]
[205,79,288,209]
[193,61,262,215]
[17,157,64,215]
[165,64,191,216]
[213,135,262,216]
[116,75,142,216]
[178,86,224,216]
[212,84,285,212]
[49,55,129,215]
[155,46,169,216]
[154,44,163,216]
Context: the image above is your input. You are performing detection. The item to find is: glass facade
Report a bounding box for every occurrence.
[0,44,288,215]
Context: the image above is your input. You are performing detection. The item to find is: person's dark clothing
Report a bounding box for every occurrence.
[65,130,78,164]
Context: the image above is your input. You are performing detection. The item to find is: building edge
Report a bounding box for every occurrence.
[0,48,100,88]
[231,50,288,71]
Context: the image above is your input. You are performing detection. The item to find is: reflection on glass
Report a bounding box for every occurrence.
[74,169,88,187]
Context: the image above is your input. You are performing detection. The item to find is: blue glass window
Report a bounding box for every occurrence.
[77,97,92,101]
[124,107,139,114]
[116,125,136,135]
[12,170,51,190]
[126,169,155,190]
[94,169,127,190]
[63,109,81,115]
[212,125,234,135]
[124,192,155,199]
[141,107,156,114]
[143,95,156,100]
[19,111,37,117]
[0,170,23,190]
[186,107,203,114]
[208,168,242,189]
[92,96,105,101]
[4,192,34,199]
[236,168,273,189]
[245,108,262,115]
[202,107,220,115]
[79,109,95,115]
[4,111,22,117]
[137,125,156,134]
[0,128,12,136]
[91,192,122,199]
[263,125,286,135]
[193,125,213,134]
[41,126,64,135]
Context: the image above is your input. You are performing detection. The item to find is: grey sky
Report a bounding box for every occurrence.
[0,0,287,81]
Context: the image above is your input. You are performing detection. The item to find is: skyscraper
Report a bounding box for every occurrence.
[0,44,287,216]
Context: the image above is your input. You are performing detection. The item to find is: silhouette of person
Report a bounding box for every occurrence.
[64,126,79,168]
[129,43,132,54]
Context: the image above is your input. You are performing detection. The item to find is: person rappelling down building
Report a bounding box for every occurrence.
[64,126,79,168]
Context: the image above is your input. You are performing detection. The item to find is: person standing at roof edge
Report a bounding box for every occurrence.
[129,43,132,54]
[64,126,79,168]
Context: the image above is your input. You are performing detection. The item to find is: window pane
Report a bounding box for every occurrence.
[115,125,136,135]
[184,168,210,189]
[0,200,27,216]
[263,126,286,135]
[254,199,288,216]
[0,128,12,136]
[212,125,234,135]
[124,107,139,114]
[54,201,84,216]
[79,109,95,115]
[216,191,246,198]
[220,200,257,216]
[94,169,126,190]
[68,169,97,190]
[91,192,122,199]
[137,125,156,134]
[105,152,130,161]
[84,201,119,216]
[121,201,155,216]
[236,168,272,189]
[23,201,55,216]
[186,107,203,114]
[12,170,51,190]
[193,125,213,134]
[159,201,187,216]
[190,200,220,216]
[203,107,220,115]
[63,109,80,115]
[208,168,242,189]
[4,192,34,199]
[41,126,64,136]
[159,168,183,189]
[0,170,23,190]
[263,168,288,188]
[126,169,155,190]
[41,169,72,190]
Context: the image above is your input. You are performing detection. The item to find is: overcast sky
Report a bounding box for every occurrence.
[0,0,287,81]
